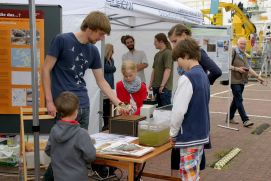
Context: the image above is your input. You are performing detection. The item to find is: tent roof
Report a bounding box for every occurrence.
[1,0,203,28]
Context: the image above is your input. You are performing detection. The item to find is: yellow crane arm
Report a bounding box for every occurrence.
[219,2,256,34]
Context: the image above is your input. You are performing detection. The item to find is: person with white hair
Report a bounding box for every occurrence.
[229,37,264,127]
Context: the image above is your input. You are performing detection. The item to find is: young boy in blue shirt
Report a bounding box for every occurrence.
[45,91,96,181]
[170,38,210,181]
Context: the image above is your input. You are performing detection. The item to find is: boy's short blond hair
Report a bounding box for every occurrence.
[121,60,137,74]
[55,91,79,118]
[80,11,111,35]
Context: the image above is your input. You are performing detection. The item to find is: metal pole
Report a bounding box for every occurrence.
[99,40,105,131]
[217,26,239,131]
[29,0,40,180]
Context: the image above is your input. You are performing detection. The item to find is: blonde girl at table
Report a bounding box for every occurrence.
[116,60,147,115]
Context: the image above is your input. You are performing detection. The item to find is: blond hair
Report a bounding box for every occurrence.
[105,43,113,60]
[121,60,137,75]
[80,11,111,34]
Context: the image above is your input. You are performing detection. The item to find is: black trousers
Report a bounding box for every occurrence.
[102,98,111,130]
[43,164,54,181]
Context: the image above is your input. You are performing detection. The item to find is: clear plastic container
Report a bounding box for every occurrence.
[138,120,169,147]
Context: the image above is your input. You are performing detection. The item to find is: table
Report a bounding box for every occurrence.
[95,141,179,181]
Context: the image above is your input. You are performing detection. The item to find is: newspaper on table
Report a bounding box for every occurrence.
[90,133,154,157]
[98,141,154,157]
[90,132,137,149]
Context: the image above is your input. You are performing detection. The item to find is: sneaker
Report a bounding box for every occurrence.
[243,120,254,127]
[229,119,239,124]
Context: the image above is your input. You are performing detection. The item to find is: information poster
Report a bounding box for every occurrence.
[0,9,44,114]
[192,27,231,81]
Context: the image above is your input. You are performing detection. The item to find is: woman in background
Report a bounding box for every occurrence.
[116,60,147,115]
[103,43,116,130]
[104,43,116,88]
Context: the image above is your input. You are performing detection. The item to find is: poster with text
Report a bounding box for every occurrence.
[192,27,230,81]
[0,9,44,114]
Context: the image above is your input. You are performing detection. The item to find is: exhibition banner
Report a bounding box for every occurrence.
[0,9,44,114]
[193,26,231,81]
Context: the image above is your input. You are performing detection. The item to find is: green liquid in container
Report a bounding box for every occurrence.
[138,123,169,146]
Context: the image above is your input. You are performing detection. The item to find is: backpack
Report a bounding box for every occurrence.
[220,48,237,86]
[232,48,237,65]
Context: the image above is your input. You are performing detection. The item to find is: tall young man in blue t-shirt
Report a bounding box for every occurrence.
[42,11,127,181]
[42,11,124,130]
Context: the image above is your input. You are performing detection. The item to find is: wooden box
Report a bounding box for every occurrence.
[109,115,146,136]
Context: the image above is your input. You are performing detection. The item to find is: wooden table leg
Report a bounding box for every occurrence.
[128,162,134,181]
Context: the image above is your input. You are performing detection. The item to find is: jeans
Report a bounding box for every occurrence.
[230,84,249,123]
[102,99,111,131]
[153,87,172,107]
[76,107,90,130]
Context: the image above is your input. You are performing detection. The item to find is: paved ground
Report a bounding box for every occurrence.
[141,77,271,181]
[1,77,271,180]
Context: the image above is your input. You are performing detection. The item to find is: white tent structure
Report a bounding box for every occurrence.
[60,0,203,134]
[1,0,203,179]
[2,0,203,134]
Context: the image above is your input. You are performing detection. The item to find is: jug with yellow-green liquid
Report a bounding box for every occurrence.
[138,119,169,147]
